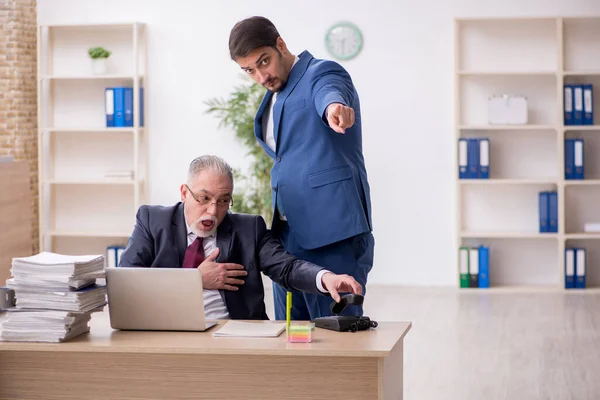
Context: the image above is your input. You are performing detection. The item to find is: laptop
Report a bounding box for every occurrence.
[105,267,217,331]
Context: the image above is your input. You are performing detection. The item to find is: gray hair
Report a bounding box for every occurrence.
[187,155,234,186]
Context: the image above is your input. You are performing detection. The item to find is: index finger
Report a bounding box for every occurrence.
[351,280,363,295]
[329,286,341,303]
[328,118,346,134]
[227,270,248,277]
[221,263,246,270]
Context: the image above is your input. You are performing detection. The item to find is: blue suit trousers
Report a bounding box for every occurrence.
[272,221,374,321]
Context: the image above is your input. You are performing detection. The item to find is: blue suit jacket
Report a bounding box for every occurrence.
[254,50,373,250]
[118,203,325,320]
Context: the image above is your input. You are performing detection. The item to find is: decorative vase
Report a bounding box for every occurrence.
[91,58,108,75]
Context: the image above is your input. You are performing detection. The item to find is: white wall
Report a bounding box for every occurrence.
[37,0,600,286]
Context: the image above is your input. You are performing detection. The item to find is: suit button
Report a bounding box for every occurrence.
[276,156,281,162]
[272,186,278,192]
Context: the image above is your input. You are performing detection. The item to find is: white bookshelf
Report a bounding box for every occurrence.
[455,17,600,291]
[37,22,147,257]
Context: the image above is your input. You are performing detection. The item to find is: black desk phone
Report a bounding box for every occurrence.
[312,294,378,333]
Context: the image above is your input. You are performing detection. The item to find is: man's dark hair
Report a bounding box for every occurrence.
[229,16,280,60]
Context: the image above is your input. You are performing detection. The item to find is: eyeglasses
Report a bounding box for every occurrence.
[185,185,233,209]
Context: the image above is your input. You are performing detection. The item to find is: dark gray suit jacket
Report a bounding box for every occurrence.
[118,202,325,320]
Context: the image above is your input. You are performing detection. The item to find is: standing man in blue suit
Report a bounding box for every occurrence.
[228,16,374,320]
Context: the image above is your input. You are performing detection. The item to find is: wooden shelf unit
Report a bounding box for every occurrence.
[455,17,600,291]
[37,22,147,257]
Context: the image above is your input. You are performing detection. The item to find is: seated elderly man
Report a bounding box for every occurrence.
[119,154,362,320]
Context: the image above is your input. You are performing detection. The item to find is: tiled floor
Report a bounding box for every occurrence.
[264,284,600,400]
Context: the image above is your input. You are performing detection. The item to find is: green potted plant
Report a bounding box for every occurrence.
[205,77,274,225]
[88,46,111,75]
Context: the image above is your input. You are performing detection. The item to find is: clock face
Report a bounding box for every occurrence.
[325,22,363,61]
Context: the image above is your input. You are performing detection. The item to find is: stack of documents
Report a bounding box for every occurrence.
[7,283,107,312]
[0,310,94,343]
[8,251,105,289]
[0,252,107,342]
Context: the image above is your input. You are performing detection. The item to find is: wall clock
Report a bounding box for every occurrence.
[325,21,363,61]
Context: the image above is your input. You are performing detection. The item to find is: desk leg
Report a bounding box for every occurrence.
[379,340,404,400]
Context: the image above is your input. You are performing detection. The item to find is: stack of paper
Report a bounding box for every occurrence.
[8,284,107,312]
[9,251,105,289]
[0,310,94,342]
[0,252,107,342]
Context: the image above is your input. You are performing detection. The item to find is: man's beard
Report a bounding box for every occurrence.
[267,51,288,92]
[192,216,218,238]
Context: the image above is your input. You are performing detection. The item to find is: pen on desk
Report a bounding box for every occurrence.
[286,291,291,332]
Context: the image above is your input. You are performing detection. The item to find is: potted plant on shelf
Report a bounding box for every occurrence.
[88,46,111,75]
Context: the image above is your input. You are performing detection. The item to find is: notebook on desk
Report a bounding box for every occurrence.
[212,321,286,338]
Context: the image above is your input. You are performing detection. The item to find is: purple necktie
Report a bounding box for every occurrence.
[182,237,204,268]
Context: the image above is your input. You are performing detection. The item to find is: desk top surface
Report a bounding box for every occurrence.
[0,311,411,357]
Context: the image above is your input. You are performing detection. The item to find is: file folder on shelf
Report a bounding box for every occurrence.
[478,139,489,179]
[564,85,573,125]
[140,87,145,127]
[105,88,114,127]
[124,88,133,127]
[573,85,584,125]
[458,139,468,179]
[583,84,594,126]
[539,191,557,233]
[106,246,125,268]
[565,248,575,289]
[106,246,117,268]
[539,191,549,233]
[565,139,575,180]
[467,138,479,179]
[113,87,126,127]
[459,247,469,288]
[468,248,479,288]
[548,192,558,233]
[575,248,586,289]
[117,248,125,266]
[478,246,489,288]
[574,139,584,180]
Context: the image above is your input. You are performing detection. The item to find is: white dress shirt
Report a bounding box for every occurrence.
[185,225,230,320]
[262,89,278,152]
[262,56,300,153]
